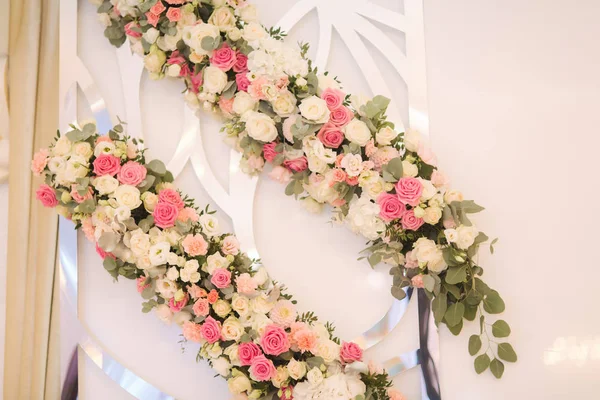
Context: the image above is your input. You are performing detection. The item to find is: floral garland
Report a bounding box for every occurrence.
[32,122,403,399]
[89,0,517,380]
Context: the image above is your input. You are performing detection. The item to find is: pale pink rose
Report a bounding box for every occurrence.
[235,273,257,295]
[201,316,222,344]
[219,96,234,115]
[317,123,344,148]
[411,275,425,289]
[377,193,406,222]
[346,176,359,186]
[193,298,210,317]
[293,328,317,353]
[145,11,160,27]
[335,154,344,168]
[260,324,290,356]
[275,76,289,90]
[418,143,438,167]
[182,234,209,256]
[31,148,49,175]
[331,198,346,207]
[330,169,347,183]
[189,284,208,300]
[269,166,292,184]
[210,43,237,71]
[126,140,138,159]
[153,202,179,229]
[124,22,142,38]
[262,142,279,162]
[320,87,345,110]
[236,73,250,92]
[238,342,262,366]
[431,170,449,188]
[404,251,419,269]
[81,217,95,242]
[329,106,354,127]
[283,156,308,172]
[70,185,93,203]
[150,1,166,14]
[248,77,268,100]
[177,207,199,223]
[167,50,186,65]
[395,177,423,207]
[211,268,232,289]
[340,341,363,364]
[117,161,147,186]
[36,184,58,208]
[158,188,185,209]
[249,355,276,382]
[401,209,424,231]
[166,7,181,22]
[169,294,188,312]
[182,321,203,343]
[207,289,219,304]
[136,276,150,293]
[93,154,121,176]
[221,235,240,256]
[233,52,248,73]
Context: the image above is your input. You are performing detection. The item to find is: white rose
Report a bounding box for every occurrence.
[209,7,236,31]
[212,357,231,377]
[213,299,232,318]
[242,22,267,43]
[250,293,275,314]
[127,230,151,257]
[227,27,242,41]
[113,185,142,210]
[423,206,442,225]
[166,266,179,281]
[64,155,89,182]
[149,242,171,266]
[404,128,421,152]
[221,317,244,341]
[419,178,437,201]
[206,252,230,274]
[228,373,251,394]
[232,91,257,115]
[231,294,250,316]
[401,160,418,178]
[143,49,166,74]
[143,27,160,44]
[93,175,119,195]
[203,66,228,93]
[306,367,324,386]
[154,304,173,324]
[47,156,66,174]
[166,64,181,77]
[456,225,479,250]
[287,359,307,380]
[413,237,446,272]
[376,126,398,145]
[340,153,363,177]
[317,74,341,95]
[252,267,269,286]
[444,228,458,243]
[272,366,290,389]
[299,95,330,123]
[344,118,372,146]
[316,339,340,363]
[244,111,278,142]
[239,4,259,22]
[73,142,93,159]
[272,90,297,117]
[444,189,464,204]
[53,136,72,156]
[199,214,220,236]
[141,192,158,212]
[182,23,220,56]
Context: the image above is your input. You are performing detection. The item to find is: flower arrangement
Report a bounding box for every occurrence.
[33,122,406,399]
[88,0,517,379]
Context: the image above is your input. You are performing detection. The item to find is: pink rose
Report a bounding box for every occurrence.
[210,44,237,71]
[166,7,181,22]
[329,106,354,127]
[169,294,188,312]
[233,52,248,73]
[395,177,423,206]
[136,276,150,293]
[221,235,240,256]
[70,185,93,204]
[207,289,219,304]
[117,161,147,186]
[124,22,142,38]
[150,1,166,14]
[317,123,344,148]
[346,176,359,186]
[182,234,209,256]
[340,341,363,364]
[152,202,179,229]
[219,96,234,115]
[145,11,160,27]
[182,321,203,343]
[269,165,292,184]
[189,284,208,300]
[31,148,49,175]
[411,275,424,288]
[158,188,185,209]
[330,169,347,183]
[262,142,279,162]
[235,273,257,295]
[93,154,121,176]
[283,156,308,172]
[377,193,406,222]
[249,355,276,382]
[401,209,424,231]
[238,342,262,366]
[177,207,199,223]
[260,324,290,356]
[236,73,250,92]
[167,50,186,65]
[320,88,345,110]
[193,298,210,317]
[211,268,232,289]
[430,170,449,187]
[201,316,222,344]
[190,70,203,93]
[36,184,58,208]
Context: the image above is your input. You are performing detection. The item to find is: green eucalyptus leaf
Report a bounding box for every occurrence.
[432,292,447,324]
[469,335,482,356]
[147,159,167,176]
[474,354,491,374]
[492,320,511,338]
[497,343,517,363]
[445,265,467,284]
[490,358,505,379]
[103,257,117,272]
[98,232,120,252]
[391,286,407,301]
[422,274,435,292]
[385,157,404,180]
[483,290,506,314]
[448,319,463,335]
[444,302,465,327]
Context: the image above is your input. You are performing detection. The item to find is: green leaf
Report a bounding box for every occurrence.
[490,358,505,379]
[474,354,491,374]
[468,335,482,356]
[98,232,119,252]
[444,302,465,327]
[103,257,117,272]
[372,95,391,112]
[448,319,463,335]
[432,292,447,324]
[141,285,155,300]
[385,157,403,180]
[460,200,485,213]
[483,290,506,314]
[464,304,478,321]
[492,320,511,338]
[77,198,96,214]
[306,356,324,369]
[490,238,499,254]
[146,159,167,176]
[201,36,215,51]
[473,232,489,246]
[391,286,406,301]
[497,343,517,363]
[445,265,467,284]
[422,274,435,292]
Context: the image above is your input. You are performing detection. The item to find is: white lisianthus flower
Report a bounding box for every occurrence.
[344,118,372,146]
[413,237,446,272]
[317,74,341,95]
[340,153,364,177]
[113,185,142,210]
[299,95,330,123]
[154,304,173,324]
[64,155,89,182]
[182,23,220,56]
[287,358,307,380]
[242,22,267,43]
[94,141,115,156]
[148,242,171,266]
[114,206,131,222]
[208,7,236,31]
[211,357,231,377]
[166,266,179,281]
[232,91,257,115]
[444,228,458,243]
[244,111,278,142]
[404,128,421,152]
[272,90,297,117]
[157,29,183,52]
[173,311,192,326]
[206,252,230,274]
[156,278,177,299]
[227,27,242,41]
[47,157,66,174]
[456,225,479,250]
[203,66,228,93]
[199,214,220,236]
[375,126,398,145]
[143,27,160,44]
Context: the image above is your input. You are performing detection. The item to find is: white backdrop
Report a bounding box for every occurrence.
[66,0,600,399]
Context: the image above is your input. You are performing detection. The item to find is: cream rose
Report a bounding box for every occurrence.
[250,293,275,314]
[404,128,421,152]
[376,126,398,146]
[203,66,228,93]
[272,90,297,117]
[113,185,142,210]
[299,95,330,123]
[73,142,93,159]
[127,230,150,257]
[53,136,72,157]
[423,206,442,225]
[228,373,252,394]
[232,91,257,115]
[444,189,464,204]
[244,111,278,142]
[242,22,267,42]
[221,317,244,341]
[239,4,259,22]
[317,74,341,95]
[213,299,232,318]
[344,118,372,146]
[143,27,160,44]
[206,252,230,274]
[402,160,418,177]
[143,48,166,74]
[208,7,236,31]
[315,339,340,363]
[93,175,119,195]
[212,357,231,377]
[456,225,479,250]
[182,23,220,56]
[272,366,289,388]
[287,358,307,380]
[231,294,250,316]
[413,237,446,272]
